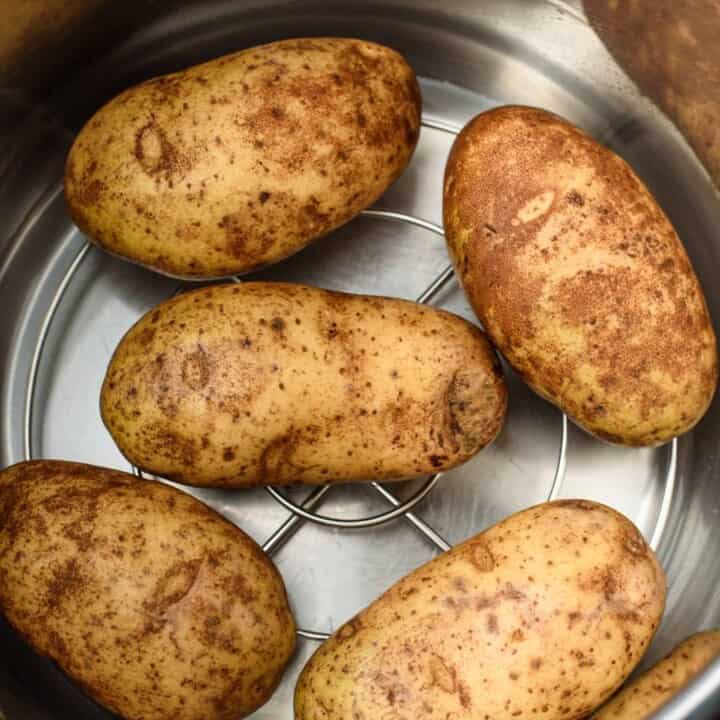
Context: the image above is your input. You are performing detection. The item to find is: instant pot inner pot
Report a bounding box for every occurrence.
[1,2,719,718]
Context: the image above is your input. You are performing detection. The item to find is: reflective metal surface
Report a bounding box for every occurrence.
[1,1,719,718]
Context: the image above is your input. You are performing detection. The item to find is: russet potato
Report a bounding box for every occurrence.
[101,282,507,487]
[295,499,666,720]
[65,37,421,279]
[593,630,720,719]
[0,460,296,720]
[443,105,718,446]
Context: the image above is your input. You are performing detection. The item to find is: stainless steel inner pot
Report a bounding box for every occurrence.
[1,1,719,718]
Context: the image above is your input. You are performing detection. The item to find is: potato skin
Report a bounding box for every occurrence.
[101,282,507,487]
[0,460,296,720]
[65,37,421,279]
[443,105,718,446]
[593,630,720,719]
[295,499,666,720]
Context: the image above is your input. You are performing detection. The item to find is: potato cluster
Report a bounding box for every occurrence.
[1,35,717,720]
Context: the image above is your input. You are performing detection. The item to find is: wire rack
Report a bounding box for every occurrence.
[20,115,678,643]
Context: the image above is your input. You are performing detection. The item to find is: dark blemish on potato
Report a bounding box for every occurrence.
[503,584,526,601]
[552,499,596,512]
[143,426,197,467]
[602,572,618,600]
[62,518,94,552]
[429,454,448,468]
[471,542,496,572]
[337,619,361,641]
[223,447,236,462]
[219,213,274,260]
[429,655,457,694]
[143,559,202,616]
[47,558,84,609]
[229,573,259,605]
[76,179,106,206]
[271,317,286,332]
[487,614,499,634]
[134,121,187,181]
[258,431,299,483]
[567,190,585,206]
[136,326,156,346]
[259,191,271,204]
[453,577,469,594]
[624,528,648,556]
[181,345,211,391]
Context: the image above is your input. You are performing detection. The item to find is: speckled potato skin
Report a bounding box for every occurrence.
[593,630,720,719]
[64,37,421,279]
[0,460,296,720]
[101,282,507,488]
[443,105,718,446]
[295,499,666,720]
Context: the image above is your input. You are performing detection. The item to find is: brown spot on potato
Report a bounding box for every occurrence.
[471,541,496,572]
[553,499,597,512]
[258,430,301,484]
[429,655,458,695]
[338,619,361,641]
[47,558,84,609]
[144,558,202,615]
[141,426,197,470]
[181,345,211,390]
[219,213,274,262]
[134,121,187,181]
[567,190,585,206]
[624,528,648,557]
[76,178,105,205]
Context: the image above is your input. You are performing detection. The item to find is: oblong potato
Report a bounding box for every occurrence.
[295,499,666,720]
[0,460,296,720]
[593,630,720,719]
[101,282,507,487]
[65,37,421,279]
[443,105,718,446]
